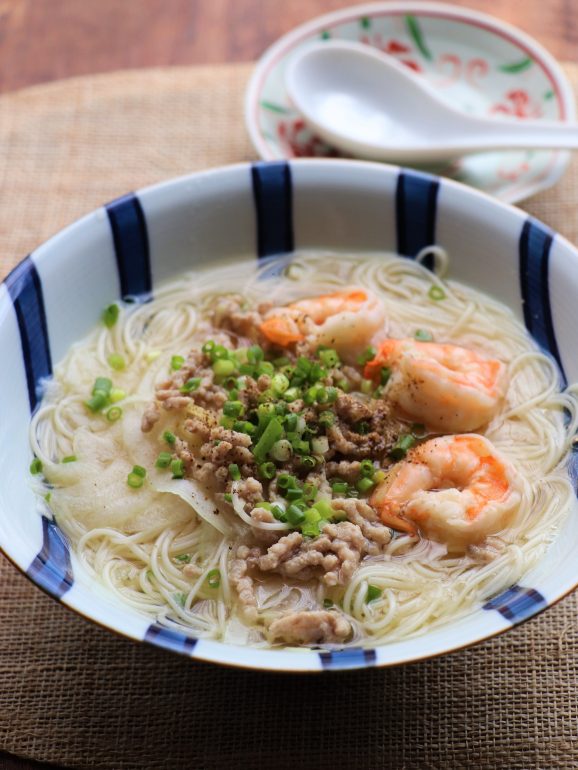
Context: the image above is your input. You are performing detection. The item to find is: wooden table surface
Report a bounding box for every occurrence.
[0,0,575,768]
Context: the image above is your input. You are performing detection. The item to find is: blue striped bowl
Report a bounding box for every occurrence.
[1,160,577,672]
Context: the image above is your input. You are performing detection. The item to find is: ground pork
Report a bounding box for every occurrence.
[335,393,373,423]
[325,460,362,483]
[331,498,393,552]
[229,545,261,622]
[259,522,366,586]
[268,610,352,645]
[211,296,271,341]
[141,401,160,432]
[236,478,264,508]
[199,427,254,470]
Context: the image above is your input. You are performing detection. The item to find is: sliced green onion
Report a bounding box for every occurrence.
[311,436,329,455]
[274,356,290,368]
[313,499,335,519]
[259,461,276,480]
[271,373,290,395]
[210,344,229,361]
[360,459,375,477]
[247,345,264,364]
[223,400,244,418]
[175,553,191,563]
[356,477,375,494]
[180,377,201,393]
[390,433,416,461]
[303,386,319,405]
[258,361,275,377]
[319,412,335,429]
[252,417,283,464]
[85,392,108,412]
[415,329,433,342]
[131,465,146,478]
[302,483,318,502]
[270,439,293,462]
[109,388,126,403]
[292,439,310,455]
[106,406,123,422]
[319,348,340,368]
[277,473,297,490]
[30,458,42,475]
[366,584,382,603]
[155,451,172,469]
[300,455,317,470]
[206,568,221,589]
[309,362,327,383]
[331,481,349,496]
[374,470,386,483]
[224,492,233,503]
[44,492,52,503]
[323,598,334,609]
[171,355,185,371]
[283,387,302,403]
[233,420,256,437]
[357,346,377,366]
[271,505,287,522]
[102,303,119,328]
[286,487,304,501]
[361,379,373,394]
[428,285,446,301]
[213,359,236,377]
[228,463,241,481]
[380,367,392,385]
[127,472,144,489]
[337,379,350,393]
[286,504,306,526]
[325,386,339,403]
[163,431,176,445]
[108,353,125,371]
[93,377,113,395]
[170,458,185,479]
[62,455,77,463]
[202,340,215,354]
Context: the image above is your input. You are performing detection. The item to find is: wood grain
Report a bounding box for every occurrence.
[0,0,575,94]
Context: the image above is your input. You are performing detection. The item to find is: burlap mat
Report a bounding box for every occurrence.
[1,63,578,770]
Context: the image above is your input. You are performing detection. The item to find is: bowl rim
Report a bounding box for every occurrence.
[244,0,576,204]
[2,157,578,673]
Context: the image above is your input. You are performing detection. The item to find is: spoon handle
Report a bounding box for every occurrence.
[464,118,578,151]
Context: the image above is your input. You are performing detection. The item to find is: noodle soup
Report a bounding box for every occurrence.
[28,252,578,648]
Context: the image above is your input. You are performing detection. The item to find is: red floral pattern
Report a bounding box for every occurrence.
[277,119,341,158]
[491,89,543,119]
[360,34,422,73]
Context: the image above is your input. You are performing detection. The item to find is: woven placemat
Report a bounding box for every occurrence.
[1,63,578,770]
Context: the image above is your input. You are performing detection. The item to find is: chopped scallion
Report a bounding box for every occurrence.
[428,285,446,301]
[390,433,416,460]
[163,431,176,445]
[359,459,375,477]
[366,584,382,603]
[109,388,126,403]
[356,477,375,494]
[331,481,349,496]
[228,463,241,481]
[62,455,77,463]
[102,303,119,328]
[106,406,123,422]
[357,346,377,366]
[206,568,221,589]
[155,451,172,469]
[252,416,283,463]
[108,353,125,371]
[259,461,276,480]
[170,458,185,479]
[171,355,185,371]
[286,504,306,526]
[212,359,235,377]
[180,377,201,393]
[29,458,42,475]
[415,329,433,342]
[319,348,340,368]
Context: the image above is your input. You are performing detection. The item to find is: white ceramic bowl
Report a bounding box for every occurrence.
[1,160,577,672]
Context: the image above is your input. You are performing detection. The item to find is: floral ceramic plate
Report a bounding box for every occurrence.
[245,2,575,203]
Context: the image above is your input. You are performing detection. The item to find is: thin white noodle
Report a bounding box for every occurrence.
[30,251,578,647]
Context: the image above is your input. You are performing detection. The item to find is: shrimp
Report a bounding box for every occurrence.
[364,338,506,432]
[259,288,386,362]
[370,434,522,549]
